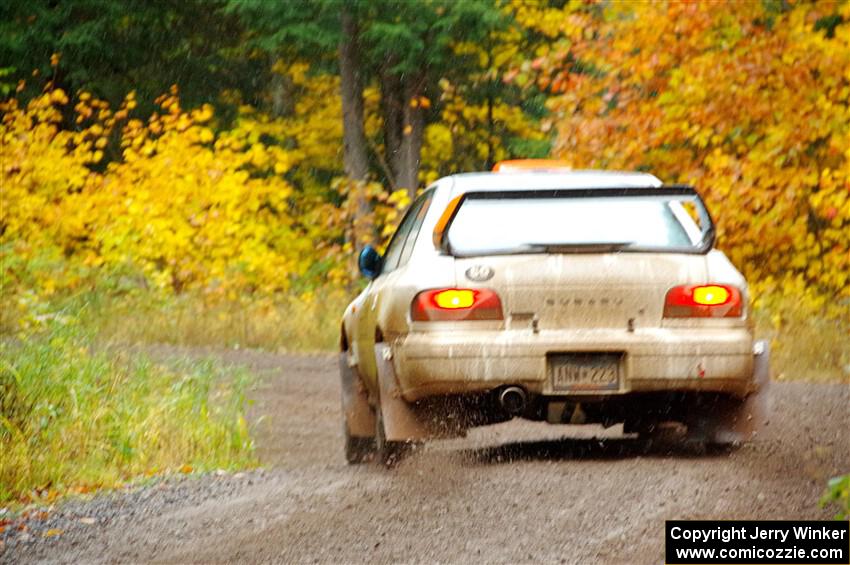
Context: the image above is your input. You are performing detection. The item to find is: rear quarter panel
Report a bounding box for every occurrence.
[350,182,457,391]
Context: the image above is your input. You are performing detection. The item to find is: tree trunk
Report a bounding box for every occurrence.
[396,73,426,200]
[485,87,494,170]
[338,4,371,280]
[269,66,295,118]
[380,61,403,188]
[339,5,369,181]
[484,36,495,170]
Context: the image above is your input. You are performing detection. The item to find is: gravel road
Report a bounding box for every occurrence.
[2,348,848,564]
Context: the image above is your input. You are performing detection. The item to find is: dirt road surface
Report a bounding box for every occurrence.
[3,348,848,564]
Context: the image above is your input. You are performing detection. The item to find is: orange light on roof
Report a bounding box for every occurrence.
[692,285,730,305]
[492,159,573,172]
[433,289,476,309]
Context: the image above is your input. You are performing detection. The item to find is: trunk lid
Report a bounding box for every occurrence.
[454,253,707,331]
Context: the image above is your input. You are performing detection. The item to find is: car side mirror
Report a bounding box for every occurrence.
[358,245,383,280]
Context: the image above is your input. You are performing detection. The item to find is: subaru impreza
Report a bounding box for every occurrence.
[339,161,770,464]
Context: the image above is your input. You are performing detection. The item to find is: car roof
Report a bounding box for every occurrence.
[443,170,663,198]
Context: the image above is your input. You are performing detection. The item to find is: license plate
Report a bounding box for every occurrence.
[549,353,621,391]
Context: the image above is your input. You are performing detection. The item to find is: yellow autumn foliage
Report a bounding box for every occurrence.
[2,89,290,296]
[0,82,407,317]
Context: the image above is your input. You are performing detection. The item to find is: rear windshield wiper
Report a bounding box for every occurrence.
[518,241,636,253]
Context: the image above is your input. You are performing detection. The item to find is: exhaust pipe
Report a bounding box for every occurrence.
[499,386,527,416]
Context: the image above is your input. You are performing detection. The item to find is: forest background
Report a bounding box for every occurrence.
[0,0,848,512]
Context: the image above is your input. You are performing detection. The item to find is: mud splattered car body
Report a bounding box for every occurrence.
[339,164,770,464]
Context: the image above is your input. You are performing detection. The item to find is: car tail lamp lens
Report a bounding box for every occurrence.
[433,289,476,309]
[412,288,503,321]
[664,284,742,318]
[692,285,729,305]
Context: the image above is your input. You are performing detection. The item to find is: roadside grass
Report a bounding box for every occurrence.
[0,321,256,506]
[752,298,850,384]
[0,273,347,507]
[88,289,351,352]
[820,475,850,521]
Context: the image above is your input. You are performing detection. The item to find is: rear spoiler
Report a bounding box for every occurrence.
[432,185,716,256]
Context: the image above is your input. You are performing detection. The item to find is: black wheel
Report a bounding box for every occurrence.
[626,419,667,443]
[687,418,740,451]
[339,352,377,464]
[625,418,660,437]
[630,420,696,452]
[685,396,750,451]
[374,404,416,467]
[344,420,376,464]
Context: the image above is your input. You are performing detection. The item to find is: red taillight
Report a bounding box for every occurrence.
[411,288,503,321]
[664,284,743,318]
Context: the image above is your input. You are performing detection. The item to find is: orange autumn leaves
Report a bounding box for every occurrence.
[527,0,849,313]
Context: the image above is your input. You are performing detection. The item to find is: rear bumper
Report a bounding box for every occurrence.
[393,328,755,401]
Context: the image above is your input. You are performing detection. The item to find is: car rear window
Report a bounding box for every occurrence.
[445,193,710,256]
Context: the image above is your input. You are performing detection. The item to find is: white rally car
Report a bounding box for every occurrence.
[339,161,770,464]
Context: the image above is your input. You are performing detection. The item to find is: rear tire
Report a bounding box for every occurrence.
[339,352,377,464]
[344,421,376,464]
[375,403,416,466]
[634,421,682,447]
[687,414,741,450]
[685,395,753,450]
